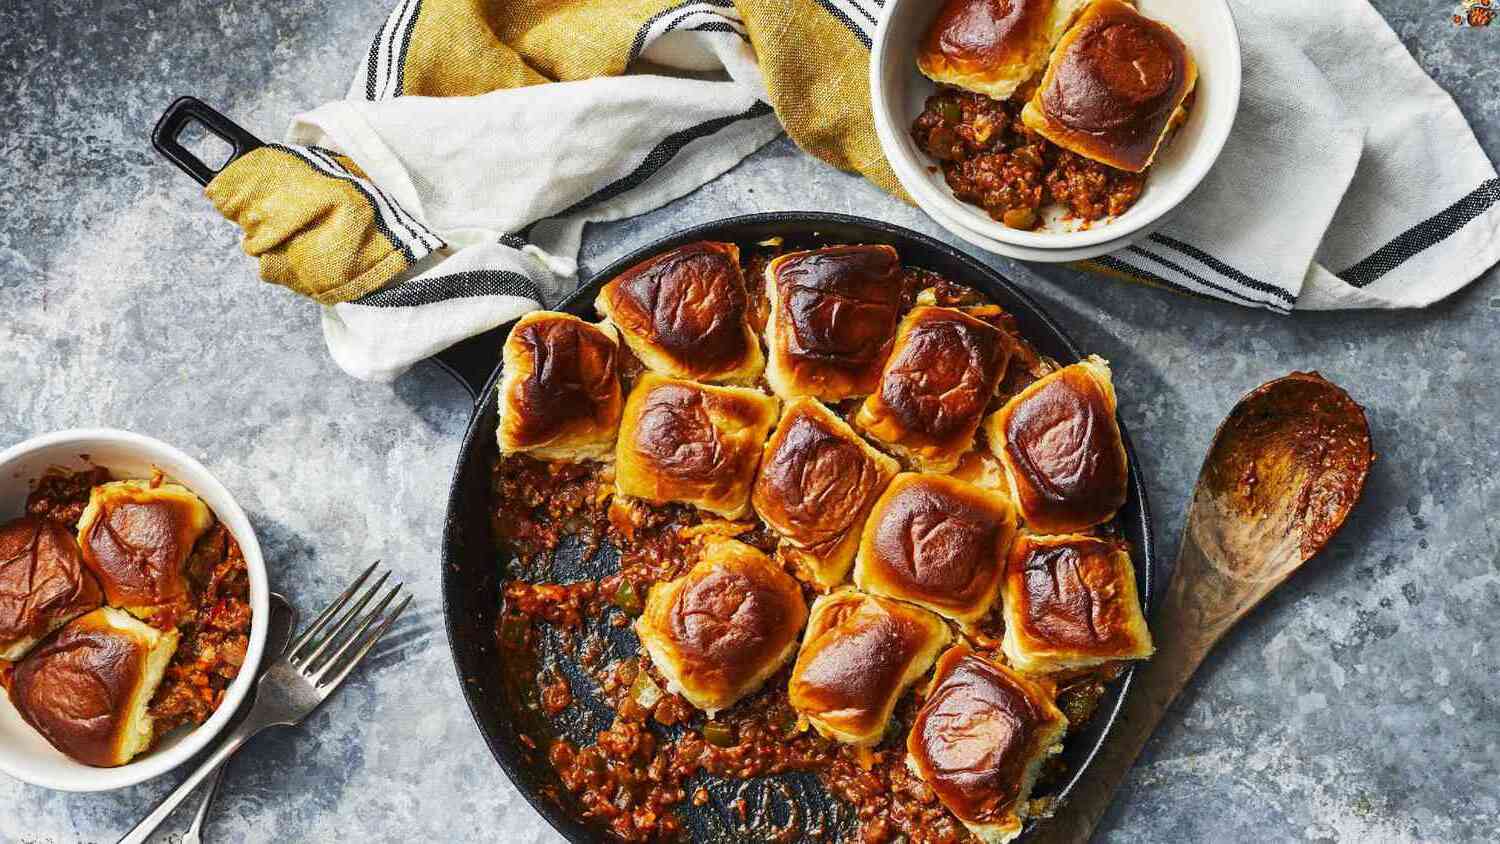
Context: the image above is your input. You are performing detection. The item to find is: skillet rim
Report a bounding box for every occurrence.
[440,210,1157,843]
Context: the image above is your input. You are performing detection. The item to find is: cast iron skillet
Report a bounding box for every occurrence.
[154,98,1158,843]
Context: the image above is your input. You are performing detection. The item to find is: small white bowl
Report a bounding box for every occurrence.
[871,0,1241,261]
[0,429,269,792]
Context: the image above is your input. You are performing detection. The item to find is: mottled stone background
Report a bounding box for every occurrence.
[1,1,1496,842]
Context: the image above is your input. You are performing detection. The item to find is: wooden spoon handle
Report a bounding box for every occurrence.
[1029,537,1249,843]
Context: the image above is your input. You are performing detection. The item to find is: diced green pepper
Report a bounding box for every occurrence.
[703,721,736,747]
[612,580,643,616]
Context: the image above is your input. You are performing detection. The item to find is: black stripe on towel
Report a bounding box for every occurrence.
[393,0,423,99]
[814,0,872,48]
[352,270,541,309]
[1091,255,1209,302]
[272,144,417,264]
[555,100,775,218]
[363,13,384,100]
[1336,178,1500,288]
[302,145,442,252]
[684,22,750,42]
[1147,233,1296,305]
[628,0,737,64]
[1127,245,1289,311]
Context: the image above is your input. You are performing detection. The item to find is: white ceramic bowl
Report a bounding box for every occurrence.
[871,0,1241,261]
[0,429,268,791]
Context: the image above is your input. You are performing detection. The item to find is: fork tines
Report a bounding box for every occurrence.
[285,561,411,692]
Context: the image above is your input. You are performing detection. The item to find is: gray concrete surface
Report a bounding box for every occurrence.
[1,1,1496,841]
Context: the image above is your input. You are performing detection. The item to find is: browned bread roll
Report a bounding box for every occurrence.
[596,241,764,384]
[614,373,779,519]
[985,355,1128,533]
[1001,533,1152,672]
[751,397,900,590]
[1020,0,1197,173]
[853,473,1017,624]
[763,245,905,402]
[788,588,950,746]
[495,311,623,462]
[0,517,103,660]
[635,539,807,714]
[854,306,1010,472]
[918,0,1090,100]
[906,645,1067,842]
[76,481,214,618]
[10,607,180,767]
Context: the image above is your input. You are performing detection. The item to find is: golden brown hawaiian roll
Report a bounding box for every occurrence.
[1001,533,1151,673]
[854,474,1017,625]
[76,481,213,618]
[763,245,906,402]
[495,311,623,462]
[10,607,180,767]
[918,0,1090,100]
[854,306,1010,472]
[0,517,102,661]
[1021,0,1197,173]
[906,645,1067,842]
[751,398,900,590]
[635,539,807,714]
[596,241,764,384]
[788,588,950,746]
[985,355,1128,533]
[615,373,779,519]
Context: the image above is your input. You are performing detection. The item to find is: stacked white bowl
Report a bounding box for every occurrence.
[870,0,1242,263]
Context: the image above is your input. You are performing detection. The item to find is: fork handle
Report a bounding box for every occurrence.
[116,717,275,844]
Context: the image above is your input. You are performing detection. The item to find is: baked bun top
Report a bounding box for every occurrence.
[918,0,1090,100]
[635,539,807,714]
[10,607,180,767]
[751,397,900,590]
[496,311,622,462]
[764,245,906,402]
[614,373,779,519]
[1020,0,1196,172]
[788,588,950,746]
[854,473,1017,624]
[0,517,102,660]
[76,481,214,615]
[596,240,764,384]
[855,306,1011,473]
[906,645,1068,838]
[986,355,1128,533]
[1001,533,1152,673]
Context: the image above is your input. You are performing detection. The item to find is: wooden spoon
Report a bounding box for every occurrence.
[1031,371,1374,843]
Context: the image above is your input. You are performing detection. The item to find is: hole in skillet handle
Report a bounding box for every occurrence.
[151,96,265,187]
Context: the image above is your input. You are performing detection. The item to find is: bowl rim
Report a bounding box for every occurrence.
[0,427,269,792]
[870,0,1242,251]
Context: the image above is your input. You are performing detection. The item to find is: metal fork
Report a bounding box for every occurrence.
[118,563,410,844]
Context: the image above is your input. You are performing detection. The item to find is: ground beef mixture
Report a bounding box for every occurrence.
[22,468,252,738]
[491,246,1130,843]
[911,88,1148,230]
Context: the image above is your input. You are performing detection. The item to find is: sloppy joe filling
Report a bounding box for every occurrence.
[22,469,251,737]
[491,245,1133,843]
[911,88,1147,229]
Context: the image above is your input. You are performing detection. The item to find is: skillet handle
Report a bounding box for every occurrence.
[431,322,515,403]
[152,96,265,186]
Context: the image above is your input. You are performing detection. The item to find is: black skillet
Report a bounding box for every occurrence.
[155,97,1158,843]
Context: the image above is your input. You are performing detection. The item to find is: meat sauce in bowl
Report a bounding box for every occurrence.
[492,242,1133,843]
[911,88,1149,231]
[12,468,252,736]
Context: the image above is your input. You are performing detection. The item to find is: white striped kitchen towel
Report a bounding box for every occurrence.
[265,0,1496,380]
